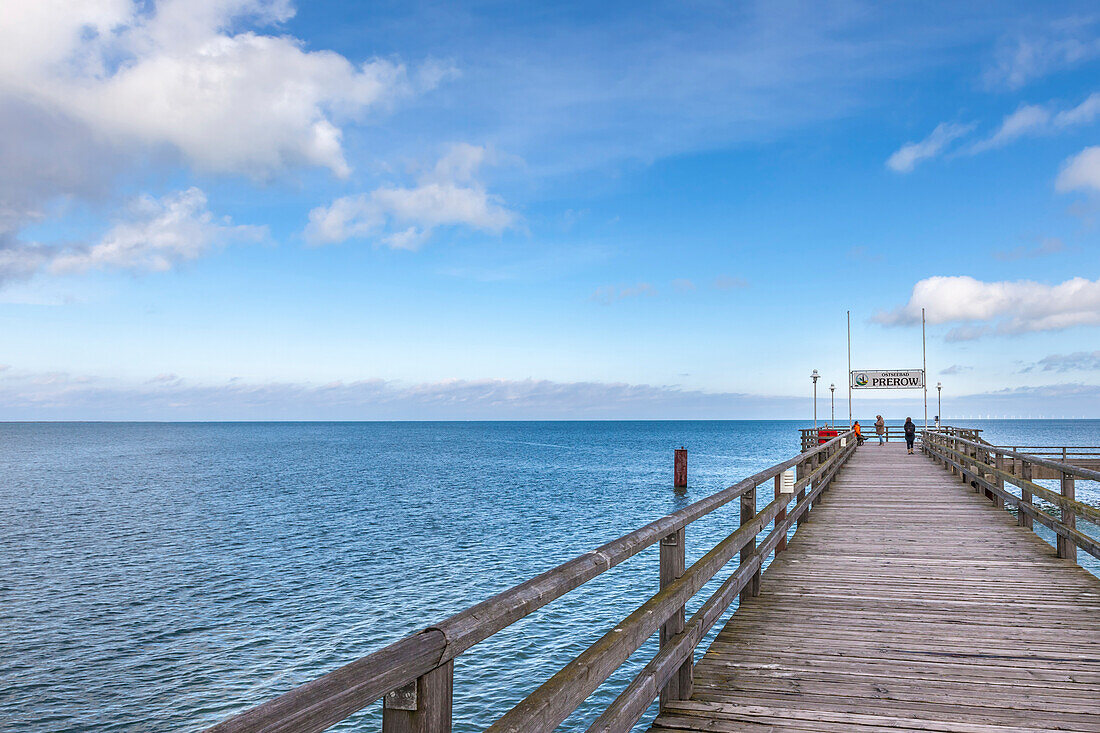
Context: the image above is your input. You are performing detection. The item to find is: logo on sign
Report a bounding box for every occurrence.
[854,373,868,387]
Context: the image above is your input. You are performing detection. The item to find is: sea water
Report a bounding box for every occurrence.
[1,420,1097,732]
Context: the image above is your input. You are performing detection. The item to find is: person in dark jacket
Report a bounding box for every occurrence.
[903,417,916,454]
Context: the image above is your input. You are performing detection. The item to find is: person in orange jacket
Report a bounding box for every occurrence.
[853,421,864,446]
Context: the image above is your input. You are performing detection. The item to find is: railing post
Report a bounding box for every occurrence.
[774,473,787,554]
[810,449,820,509]
[1058,451,1077,562]
[383,661,454,733]
[1020,459,1033,528]
[992,451,1005,509]
[740,485,759,600]
[990,449,1007,506]
[659,527,691,707]
[795,460,807,526]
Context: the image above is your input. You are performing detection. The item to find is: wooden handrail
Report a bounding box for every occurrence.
[206,431,857,733]
[586,446,849,733]
[927,431,1100,483]
[486,438,856,733]
[930,441,1100,524]
[921,431,1100,563]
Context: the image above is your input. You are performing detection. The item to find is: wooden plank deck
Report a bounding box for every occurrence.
[650,441,1100,733]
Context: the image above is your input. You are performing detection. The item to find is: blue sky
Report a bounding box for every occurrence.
[1,0,1099,419]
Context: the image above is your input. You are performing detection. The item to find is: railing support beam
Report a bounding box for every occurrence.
[774,474,787,554]
[383,661,454,733]
[1058,470,1077,562]
[740,486,759,600]
[1020,460,1033,528]
[658,528,691,708]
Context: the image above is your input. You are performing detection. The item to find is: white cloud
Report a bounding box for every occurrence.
[875,275,1100,335]
[969,93,1100,153]
[1053,91,1100,127]
[984,23,1100,90]
[0,1,430,180]
[0,1,448,289]
[54,188,263,274]
[305,144,517,248]
[1056,146,1100,193]
[1,188,261,284]
[970,104,1050,152]
[886,122,974,173]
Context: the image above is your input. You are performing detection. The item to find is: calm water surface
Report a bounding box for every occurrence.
[2,420,1097,732]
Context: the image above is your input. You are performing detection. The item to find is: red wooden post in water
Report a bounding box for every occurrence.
[674,447,687,488]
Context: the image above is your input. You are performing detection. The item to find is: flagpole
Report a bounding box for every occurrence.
[847,310,852,428]
[922,307,928,430]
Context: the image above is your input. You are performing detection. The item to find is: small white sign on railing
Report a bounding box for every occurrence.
[850,369,925,389]
[780,469,795,494]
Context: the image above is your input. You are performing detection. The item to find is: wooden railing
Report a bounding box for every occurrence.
[922,430,1100,564]
[204,431,857,733]
[800,424,978,451]
[989,446,1100,479]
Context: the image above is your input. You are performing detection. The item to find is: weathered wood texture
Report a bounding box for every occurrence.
[659,528,691,709]
[649,442,1100,733]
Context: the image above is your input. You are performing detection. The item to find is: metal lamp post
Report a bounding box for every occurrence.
[812,369,820,432]
[937,382,942,427]
[830,383,835,426]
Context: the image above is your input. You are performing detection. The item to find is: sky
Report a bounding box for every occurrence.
[1,0,1099,420]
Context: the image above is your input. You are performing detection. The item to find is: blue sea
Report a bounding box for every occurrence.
[2,420,1097,732]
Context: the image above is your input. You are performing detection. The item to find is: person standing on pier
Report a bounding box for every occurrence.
[875,415,885,446]
[853,421,864,446]
[903,417,916,454]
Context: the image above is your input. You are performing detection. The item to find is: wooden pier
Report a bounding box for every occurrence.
[651,441,1100,733]
[206,427,1100,733]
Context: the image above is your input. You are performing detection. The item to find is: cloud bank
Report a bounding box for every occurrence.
[0,369,799,420]
[2,368,1097,420]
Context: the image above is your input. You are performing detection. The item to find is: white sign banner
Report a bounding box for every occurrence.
[850,369,925,389]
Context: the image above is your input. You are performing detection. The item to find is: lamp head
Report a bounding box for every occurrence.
[811,369,819,383]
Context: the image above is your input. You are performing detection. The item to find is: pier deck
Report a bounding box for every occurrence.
[649,442,1100,732]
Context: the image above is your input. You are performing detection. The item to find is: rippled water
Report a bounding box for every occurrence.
[2,420,1097,732]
